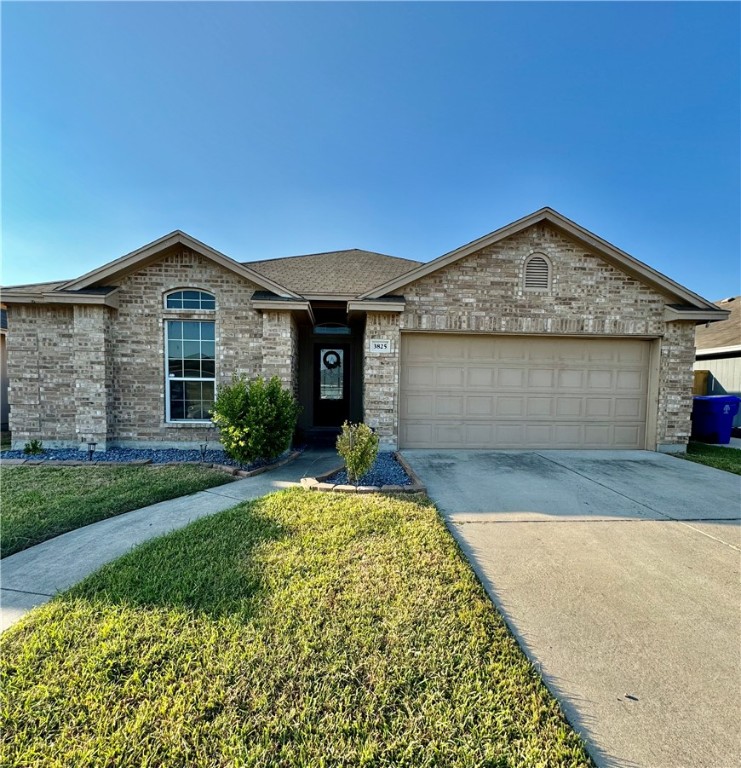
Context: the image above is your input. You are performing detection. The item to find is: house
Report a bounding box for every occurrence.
[0,309,8,431]
[1,208,727,453]
[694,296,741,428]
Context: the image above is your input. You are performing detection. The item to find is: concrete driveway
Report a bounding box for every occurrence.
[401,450,740,768]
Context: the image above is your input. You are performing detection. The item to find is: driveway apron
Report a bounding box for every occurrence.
[402,449,741,768]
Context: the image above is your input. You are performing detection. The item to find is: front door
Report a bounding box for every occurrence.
[314,343,351,426]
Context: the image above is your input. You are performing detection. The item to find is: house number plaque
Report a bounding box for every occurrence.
[370,339,391,353]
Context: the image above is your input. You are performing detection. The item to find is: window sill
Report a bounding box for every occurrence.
[163,421,216,428]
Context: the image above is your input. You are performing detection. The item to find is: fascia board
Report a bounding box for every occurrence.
[2,290,120,308]
[664,307,730,322]
[347,300,405,313]
[695,344,741,357]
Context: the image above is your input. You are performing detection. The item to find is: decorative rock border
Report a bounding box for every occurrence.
[0,450,302,478]
[299,452,426,494]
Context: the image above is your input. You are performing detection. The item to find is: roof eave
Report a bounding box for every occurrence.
[2,288,120,308]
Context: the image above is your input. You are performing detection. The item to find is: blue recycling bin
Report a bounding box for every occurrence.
[691,395,741,444]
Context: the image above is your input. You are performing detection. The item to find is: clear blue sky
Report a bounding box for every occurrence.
[3,1,739,301]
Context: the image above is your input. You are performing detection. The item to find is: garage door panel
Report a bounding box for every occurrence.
[528,369,555,388]
[587,370,613,389]
[556,397,583,417]
[558,369,585,388]
[616,370,644,391]
[406,366,435,387]
[438,396,464,417]
[468,367,495,387]
[402,394,434,418]
[400,334,649,449]
[498,368,525,387]
[586,398,613,417]
[467,396,493,416]
[436,367,464,387]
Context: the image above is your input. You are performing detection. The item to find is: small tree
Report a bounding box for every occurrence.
[211,374,300,465]
[336,421,379,485]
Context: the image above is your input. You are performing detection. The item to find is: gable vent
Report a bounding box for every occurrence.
[524,255,550,290]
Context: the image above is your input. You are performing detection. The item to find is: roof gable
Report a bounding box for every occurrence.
[360,207,719,311]
[62,231,299,298]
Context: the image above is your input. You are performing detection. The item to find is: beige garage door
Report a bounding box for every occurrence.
[399,334,650,449]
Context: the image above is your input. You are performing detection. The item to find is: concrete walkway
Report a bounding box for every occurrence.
[0,449,340,632]
[401,450,741,768]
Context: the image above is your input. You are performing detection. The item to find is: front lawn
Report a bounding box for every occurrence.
[1,490,592,767]
[676,441,741,475]
[1,465,233,557]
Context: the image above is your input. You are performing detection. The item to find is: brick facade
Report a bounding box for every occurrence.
[8,248,298,450]
[363,223,695,450]
[6,223,699,452]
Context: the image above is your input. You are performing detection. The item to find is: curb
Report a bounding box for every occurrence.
[298,452,426,494]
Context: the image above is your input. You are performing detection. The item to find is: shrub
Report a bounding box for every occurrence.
[336,422,379,485]
[23,439,44,455]
[211,375,300,465]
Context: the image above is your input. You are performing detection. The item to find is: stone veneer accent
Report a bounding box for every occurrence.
[8,248,299,449]
[363,223,696,450]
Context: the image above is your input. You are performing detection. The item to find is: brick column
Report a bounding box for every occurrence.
[73,305,113,450]
[656,320,696,450]
[363,312,401,449]
[261,310,298,395]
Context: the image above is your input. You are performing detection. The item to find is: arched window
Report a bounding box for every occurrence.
[523,254,551,291]
[164,289,215,310]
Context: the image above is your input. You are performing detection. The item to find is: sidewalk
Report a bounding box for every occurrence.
[1,449,339,633]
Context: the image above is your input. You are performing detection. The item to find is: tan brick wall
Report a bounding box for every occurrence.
[108,248,264,447]
[362,312,401,448]
[364,223,695,449]
[262,310,299,396]
[7,304,77,448]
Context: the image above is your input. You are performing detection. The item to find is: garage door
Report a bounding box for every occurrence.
[399,334,650,449]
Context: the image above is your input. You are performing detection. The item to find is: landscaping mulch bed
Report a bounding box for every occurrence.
[301,452,425,494]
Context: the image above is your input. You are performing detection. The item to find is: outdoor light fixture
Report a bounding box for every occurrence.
[87,441,97,461]
[200,443,208,463]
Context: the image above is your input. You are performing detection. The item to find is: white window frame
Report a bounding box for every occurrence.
[523,252,552,292]
[164,319,216,424]
[163,288,216,311]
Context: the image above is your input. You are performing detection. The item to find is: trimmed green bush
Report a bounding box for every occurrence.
[336,421,379,484]
[211,375,300,465]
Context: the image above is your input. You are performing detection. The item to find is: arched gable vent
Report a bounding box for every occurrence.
[523,254,551,291]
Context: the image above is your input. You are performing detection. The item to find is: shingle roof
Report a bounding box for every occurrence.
[695,297,740,351]
[245,250,422,298]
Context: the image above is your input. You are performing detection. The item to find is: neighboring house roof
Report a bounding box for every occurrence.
[360,207,722,314]
[695,297,740,354]
[246,250,422,299]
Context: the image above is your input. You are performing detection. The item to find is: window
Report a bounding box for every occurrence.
[165,320,215,421]
[165,289,215,310]
[524,254,551,291]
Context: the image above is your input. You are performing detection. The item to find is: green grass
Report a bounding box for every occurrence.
[0,490,593,767]
[676,441,741,475]
[1,465,233,557]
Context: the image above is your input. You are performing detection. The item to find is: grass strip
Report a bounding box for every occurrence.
[1,489,592,767]
[1,465,233,557]
[676,441,741,475]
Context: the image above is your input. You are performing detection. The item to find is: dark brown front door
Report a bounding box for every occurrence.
[314,343,351,426]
